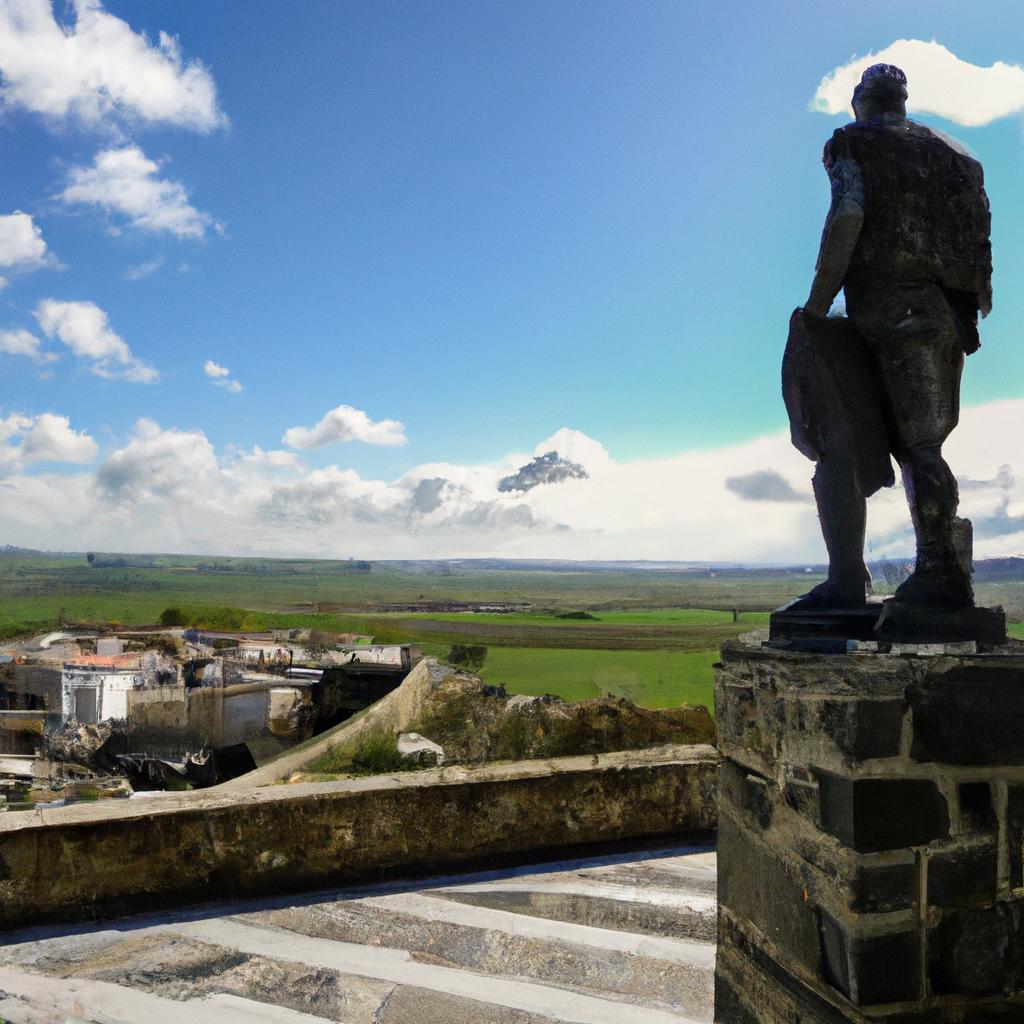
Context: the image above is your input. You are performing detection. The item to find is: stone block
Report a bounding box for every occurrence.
[815,769,950,853]
[851,928,922,1005]
[715,682,757,750]
[717,808,821,973]
[719,759,774,829]
[819,697,905,762]
[928,904,1019,997]
[928,837,998,908]
[783,775,820,826]
[960,1003,1024,1023]
[849,850,918,914]
[1006,785,1024,891]
[744,773,772,828]
[713,968,762,1024]
[819,909,921,1005]
[960,781,997,833]
[910,664,1024,765]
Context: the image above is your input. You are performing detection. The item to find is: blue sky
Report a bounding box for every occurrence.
[1,0,1024,560]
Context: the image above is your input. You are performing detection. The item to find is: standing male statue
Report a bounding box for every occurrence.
[786,63,992,614]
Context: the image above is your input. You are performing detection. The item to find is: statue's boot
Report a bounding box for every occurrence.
[789,459,868,610]
[892,445,973,608]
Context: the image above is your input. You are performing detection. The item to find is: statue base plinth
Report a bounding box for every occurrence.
[768,600,884,647]
[874,601,1006,644]
[715,635,1024,1022]
[769,598,1006,650]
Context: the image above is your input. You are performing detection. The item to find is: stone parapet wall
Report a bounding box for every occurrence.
[715,637,1024,1021]
[0,743,716,930]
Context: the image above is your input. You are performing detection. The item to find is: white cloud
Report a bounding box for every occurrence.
[97,418,217,500]
[203,359,229,378]
[60,147,217,239]
[0,211,51,273]
[0,410,96,472]
[34,298,158,383]
[203,359,242,393]
[283,404,407,449]
[20,412,97,463]
[0,328,56,364]
[0,400,1023,561]
[124,256,164,281]
[814,40,1024,128]
[0,0,226,132]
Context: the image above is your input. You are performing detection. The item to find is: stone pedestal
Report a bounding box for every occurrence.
[715,634,1024,1022]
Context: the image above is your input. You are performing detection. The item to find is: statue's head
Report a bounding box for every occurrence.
[852,64,908,121]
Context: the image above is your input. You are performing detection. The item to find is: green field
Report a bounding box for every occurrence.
[2,550,1021,712]
[479,647,719,709]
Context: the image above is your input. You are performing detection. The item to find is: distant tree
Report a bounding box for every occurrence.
[448,643,487,673]
[159,607,187,627]
[86,552,95,565]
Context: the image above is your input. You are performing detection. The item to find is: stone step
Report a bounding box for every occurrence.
[0,930,565,1024]
[433,887,717,943]
[247,894,713,1018]
[429,847,718,943]
[0,847,717,1023]
[168,916,707,1023]
[357,891,715,964]
[0,965,338,1024]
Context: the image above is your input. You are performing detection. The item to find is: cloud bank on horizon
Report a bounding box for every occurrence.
[0,398,1022,564]
[814,39,1024,127]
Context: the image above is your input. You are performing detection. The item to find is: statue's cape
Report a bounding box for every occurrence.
[827,120,992,318]
[782,309,896,497]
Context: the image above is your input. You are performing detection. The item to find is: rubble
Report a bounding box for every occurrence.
[397,731,445,766]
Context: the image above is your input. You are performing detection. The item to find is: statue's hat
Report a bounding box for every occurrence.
[859,63,907,87]
[853,63,908,108]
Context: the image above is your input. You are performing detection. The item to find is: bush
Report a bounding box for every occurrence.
[159,607,186,626]
[447,643,487,672]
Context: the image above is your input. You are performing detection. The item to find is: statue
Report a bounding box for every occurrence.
[785,63,992,618]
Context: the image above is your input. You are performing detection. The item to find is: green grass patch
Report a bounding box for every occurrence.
[307,727,421,775]
[478,647,718,711]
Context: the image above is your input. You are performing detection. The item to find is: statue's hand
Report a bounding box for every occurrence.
[799,301,829,320]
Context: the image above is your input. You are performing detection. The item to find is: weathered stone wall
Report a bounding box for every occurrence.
[715,637,1024,1022]
[0,742,716,929]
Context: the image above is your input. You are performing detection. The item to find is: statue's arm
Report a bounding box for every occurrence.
[804,154,864,317]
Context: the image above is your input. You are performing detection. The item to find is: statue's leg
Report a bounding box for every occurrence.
[813,456,869,604]
[788,456,868,610]
[873,310,971,607]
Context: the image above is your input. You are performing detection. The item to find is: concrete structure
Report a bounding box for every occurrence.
[715,634,1024,1022]
[61,653,145,723]
[0,743,716,930]
[0,843,717,1023]
[125,678,316,766]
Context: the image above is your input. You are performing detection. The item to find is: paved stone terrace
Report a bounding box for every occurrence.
[0,843,716,1023]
